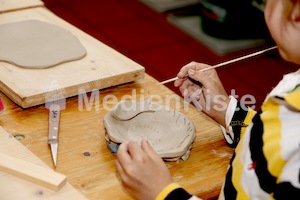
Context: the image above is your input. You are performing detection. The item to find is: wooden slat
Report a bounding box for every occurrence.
[0,7,145,108]
[0,152,67,191]
[0,127,88,199]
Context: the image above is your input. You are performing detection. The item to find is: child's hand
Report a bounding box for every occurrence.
[174,62,229,127]
[116,139,173,200]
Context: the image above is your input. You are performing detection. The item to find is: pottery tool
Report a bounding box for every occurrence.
[158,46,278,85]
[0,152,67,191]
[45,89,66,168]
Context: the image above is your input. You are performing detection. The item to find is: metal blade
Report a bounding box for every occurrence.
[50,143,58,167]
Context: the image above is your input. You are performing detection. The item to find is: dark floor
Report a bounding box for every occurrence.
[43,0,299,109]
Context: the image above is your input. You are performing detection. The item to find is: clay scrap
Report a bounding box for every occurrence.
[0,20,86,69]
[103,99,196,161]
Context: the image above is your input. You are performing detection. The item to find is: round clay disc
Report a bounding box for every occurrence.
[0,20,87,69]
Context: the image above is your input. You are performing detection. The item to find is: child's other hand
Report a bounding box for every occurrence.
[116,139,173,200]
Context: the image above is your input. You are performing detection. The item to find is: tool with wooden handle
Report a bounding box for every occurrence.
[47,101,63,168]
[157,46,278,85]
[45,83,66,168]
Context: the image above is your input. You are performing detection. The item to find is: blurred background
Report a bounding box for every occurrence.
[43,0,299,109]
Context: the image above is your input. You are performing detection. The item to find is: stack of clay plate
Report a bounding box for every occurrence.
[103,98,196,161]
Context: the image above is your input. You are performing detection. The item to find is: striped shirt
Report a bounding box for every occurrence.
[157,70,300,200]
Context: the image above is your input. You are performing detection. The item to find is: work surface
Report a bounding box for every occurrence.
[0,1,233,198]
[0,74,234,200]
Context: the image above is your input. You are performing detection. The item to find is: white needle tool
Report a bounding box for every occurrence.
[157,46,278,85]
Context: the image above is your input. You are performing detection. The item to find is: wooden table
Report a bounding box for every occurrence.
[0,73,233,199]
[0,1,233,199]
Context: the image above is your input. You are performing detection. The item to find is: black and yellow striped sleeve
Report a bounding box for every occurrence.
[221,99,257,148]
[155,183,202,200]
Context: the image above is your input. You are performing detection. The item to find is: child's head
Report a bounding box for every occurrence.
[265,0,300,65]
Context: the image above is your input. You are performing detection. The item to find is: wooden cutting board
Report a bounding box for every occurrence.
[0,126,88,199]
[0,7,144,108]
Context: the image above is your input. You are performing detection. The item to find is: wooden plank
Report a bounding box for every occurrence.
[0,0,44,13]
[0,7,145,108]
[0,152,67,191]
[0,126,88,200]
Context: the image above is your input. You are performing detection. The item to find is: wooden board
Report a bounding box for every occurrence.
[0,0,44,13]
[0,7,145,108]
[0,152,67,191]
[0,126,88,200]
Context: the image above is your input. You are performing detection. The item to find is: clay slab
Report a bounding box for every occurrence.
[0,20,87,69]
